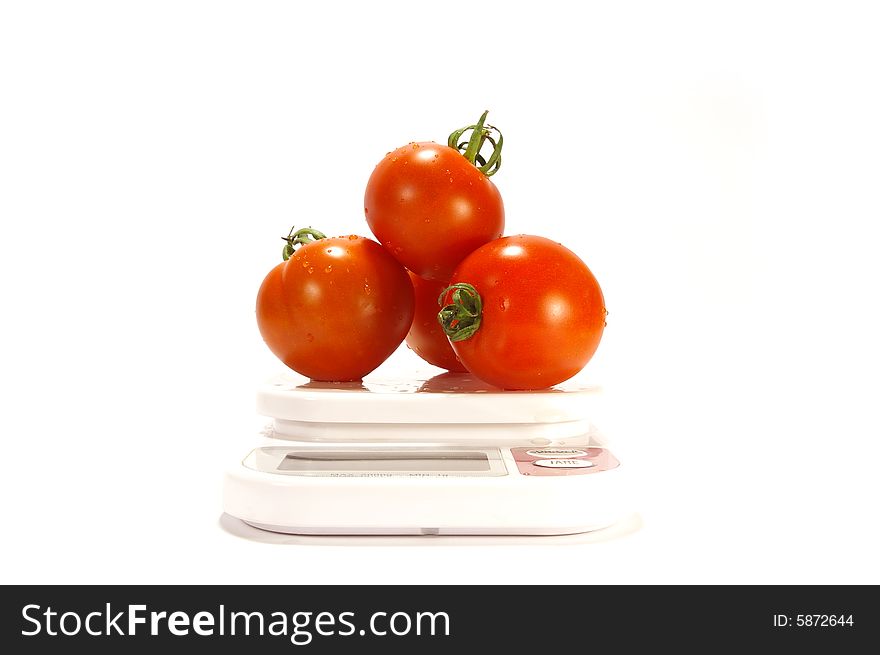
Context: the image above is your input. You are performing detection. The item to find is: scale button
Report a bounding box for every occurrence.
[533,459,594,469]
[526,448,588,458]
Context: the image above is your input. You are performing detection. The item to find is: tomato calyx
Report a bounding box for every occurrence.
[437,282,483,342]
[447,110,503,177]
[281,226,327,261]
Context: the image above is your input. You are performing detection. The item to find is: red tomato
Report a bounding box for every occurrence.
[256,232,414,381]
[364,113,505,281]
[439,235,606,390]
[405,272,467,372]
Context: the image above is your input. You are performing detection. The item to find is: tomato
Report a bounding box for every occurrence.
[405,272,467,372]
[364,112,505,281]
[256,229,414,381]
[439,235,606,390]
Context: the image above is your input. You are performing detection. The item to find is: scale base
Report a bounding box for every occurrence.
[224,373,632,537]
[223,443,631,537]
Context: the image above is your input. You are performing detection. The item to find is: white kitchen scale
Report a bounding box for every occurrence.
[223,371,631,536]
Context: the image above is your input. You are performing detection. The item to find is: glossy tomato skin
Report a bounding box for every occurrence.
[256,236,414,381]
[364,142,504,281]
[405,271,467,372]
[445,235,606,390]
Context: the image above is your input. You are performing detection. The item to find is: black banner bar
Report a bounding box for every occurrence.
[2,585,875,653]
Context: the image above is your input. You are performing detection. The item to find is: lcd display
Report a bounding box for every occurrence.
[277,451,491,472]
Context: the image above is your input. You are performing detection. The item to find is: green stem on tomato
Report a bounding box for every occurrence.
[437,282,483,342]
[281,226,327,261]
[447,110,503,177]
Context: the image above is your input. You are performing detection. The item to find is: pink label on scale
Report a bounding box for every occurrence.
[511,447,620,476]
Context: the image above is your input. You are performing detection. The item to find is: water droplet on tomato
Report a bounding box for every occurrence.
[306,333,314,342]
[348,234,358,240]
[308,267,314,274]
[499,298,510,311]
[449,178,454,182]
[325,265,332,273]
[412,143,420,149]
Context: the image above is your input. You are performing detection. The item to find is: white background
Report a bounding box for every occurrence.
[2,1,878,584]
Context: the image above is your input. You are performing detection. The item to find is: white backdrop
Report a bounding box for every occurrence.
[2,1,878,584]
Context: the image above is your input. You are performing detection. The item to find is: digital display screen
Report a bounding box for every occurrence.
[277,451,491,472]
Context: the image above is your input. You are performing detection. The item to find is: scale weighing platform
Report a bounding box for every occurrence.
[223,372,631,536]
